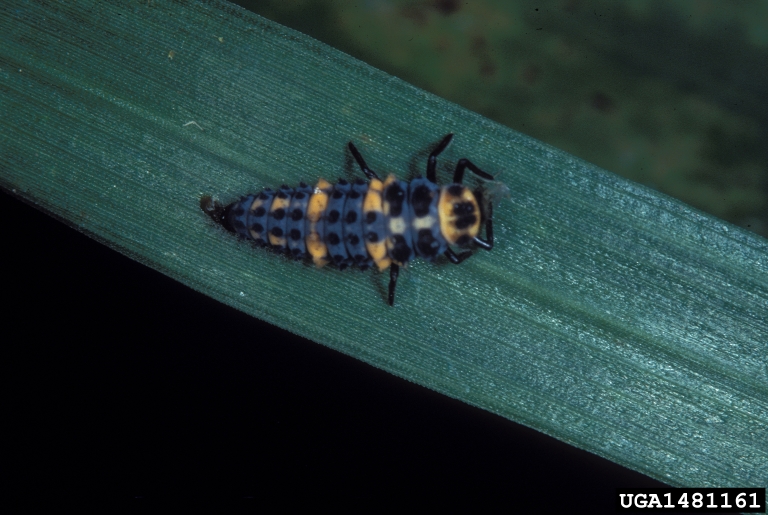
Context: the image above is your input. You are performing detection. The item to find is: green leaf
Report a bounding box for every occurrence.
[1,0,766,490]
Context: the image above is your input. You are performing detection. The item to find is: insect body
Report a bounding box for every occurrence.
[202,134,496,306]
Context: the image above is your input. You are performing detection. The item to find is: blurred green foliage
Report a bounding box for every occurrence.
[238,0,768,237]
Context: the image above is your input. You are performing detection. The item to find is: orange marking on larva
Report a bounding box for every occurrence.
[363,178,391,271]
[438,186,481,245]
[307,178,332,267]
[268,194,290,247]
[363,178,384,213]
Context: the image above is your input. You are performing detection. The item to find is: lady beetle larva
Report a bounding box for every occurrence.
[201,134,497,306]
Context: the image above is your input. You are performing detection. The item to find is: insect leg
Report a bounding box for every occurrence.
[427,133,454,183]
[474,202,494,251]
[388,263,400,306]
[348,142,380,181]
[444,248,473,264]
[452,158,494,184]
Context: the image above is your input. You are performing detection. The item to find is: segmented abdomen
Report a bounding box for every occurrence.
[225,175,449,271]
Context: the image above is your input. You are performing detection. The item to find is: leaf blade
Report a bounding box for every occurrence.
[1,0,766,488]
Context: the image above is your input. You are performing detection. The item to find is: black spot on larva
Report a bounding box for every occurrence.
[327,232,341,245]
[390,234,411,263]
[289,229,302,241]
[251,222,264,232]
[359,263,370,271]
[354,254,366,262]
[327,210,340,224]
[349,191,360,199]
[277,190,289,199]
[334,254,345,263]
[291,208,304,221]
[447,184,464,197]
[271,208,285,220]
[291,248,303,257]
[233,220,245,230]
[366,231,379,243]
[354,178,365,185]
[411,184,432,217]
[253,206,266,217]
[299,181,308,188]
[454,214,477,230]
[345,211,357,224]
[270,227,283,237]
[348,234,360,245]
[385,184,405,202]
[332,190,344,199]
[233,206,245,217]
[453,201,474,216]
[258,191,270,200]
[456,234,471,246]
[365,211,377,224]
[417,229,439,257]
[385,183,405,216]
[294,192,305,200]
[337,178,348,185]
